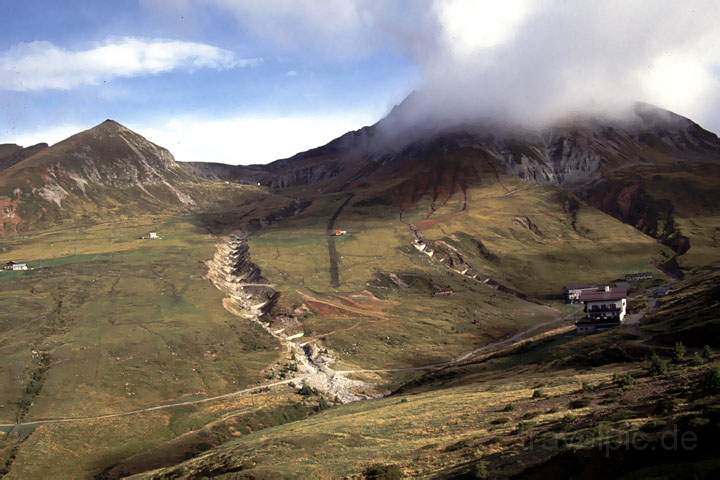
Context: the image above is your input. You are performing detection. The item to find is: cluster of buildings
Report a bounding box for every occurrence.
[564,282,629,334]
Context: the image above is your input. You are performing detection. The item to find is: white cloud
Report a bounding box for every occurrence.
[0,37,257,91]
[142,0,440,58]
[148,0,720,132]
[285,70,298,77]
[393,0,720,132]
[0,123,86,148]
[435,0,534,57]
[139,110,383,164]
[3,108,383,164]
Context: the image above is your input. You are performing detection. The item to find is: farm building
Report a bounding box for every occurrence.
[149,232,160,239]
[4,261,28,271]
[625,272,653,282]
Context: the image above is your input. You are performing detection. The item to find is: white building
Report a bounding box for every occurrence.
[575,285,628,334]
[149,232,160,239]
[4,261,28,271]
[564,284,600,304]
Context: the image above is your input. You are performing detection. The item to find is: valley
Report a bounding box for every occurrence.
[0,104,718,479]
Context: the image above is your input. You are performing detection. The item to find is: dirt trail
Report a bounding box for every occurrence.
[336,314,576,374]
[299,290,390,320]
[0,309,575,429]
[0,379,301,428]
[0,233,578,429]
[326,194,354,288]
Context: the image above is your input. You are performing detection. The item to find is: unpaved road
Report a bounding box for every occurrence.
[0,310,576,429]
[0,378,302,429]
[326,193,354,288]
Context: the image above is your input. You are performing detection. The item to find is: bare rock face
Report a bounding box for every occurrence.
[191,99,717,260]
[206,232,278,317]
[584,180,691,254]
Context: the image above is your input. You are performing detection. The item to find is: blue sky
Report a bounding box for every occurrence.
[2,1,719,164]
[0,0,420,163]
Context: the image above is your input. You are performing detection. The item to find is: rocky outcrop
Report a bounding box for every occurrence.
[410,226,539,303]
[206,232,277,317]
[513,216,544,238]
[0,195,21,235]
[206,233,378,404]
[583,181,691,255]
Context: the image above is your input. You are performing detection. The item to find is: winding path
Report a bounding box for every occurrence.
[0,379,301,429]
[0,310,576,429]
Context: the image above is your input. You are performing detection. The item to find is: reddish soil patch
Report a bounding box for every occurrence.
[304,299,355,317]
[0,196,22,234]
[300,290,393,319]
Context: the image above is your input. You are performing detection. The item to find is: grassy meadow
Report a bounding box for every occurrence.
[0,176,699,479]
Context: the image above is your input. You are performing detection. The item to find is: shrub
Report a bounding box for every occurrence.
[473,461,489,479]
[607,409,636,422]
[672,342,687,364]
[702,345,713,361]
[654,396,678,415]
[692,352,706,366]
[363,464,403,480]
[703,367,720,393]
[502,403,515,412]
[581,382,595,392]
[298,383,316,397]
[648,352,669,376]
[532,388,546,399]
[612,373,635,388]
[569,398,591,409]
[316,397,330,411]
[513,421,530,434]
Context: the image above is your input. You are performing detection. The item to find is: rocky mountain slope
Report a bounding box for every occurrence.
[0,120,203,232]
[185,100,720,262]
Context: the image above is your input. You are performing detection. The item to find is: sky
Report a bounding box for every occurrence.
[1,0,719,164]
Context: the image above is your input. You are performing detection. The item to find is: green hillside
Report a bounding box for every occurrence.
[0,115,717,479]
[128,267,720,479]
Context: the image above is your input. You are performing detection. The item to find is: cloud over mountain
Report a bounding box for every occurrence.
[410,0,720,129]
[148,0,720,132]
[0,37,258,91]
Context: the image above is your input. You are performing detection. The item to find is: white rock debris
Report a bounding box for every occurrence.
[207,232,379,404]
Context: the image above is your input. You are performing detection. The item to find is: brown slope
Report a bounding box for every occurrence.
[0,143,48,172]
[201,100,720,261]
[0,120,200,232]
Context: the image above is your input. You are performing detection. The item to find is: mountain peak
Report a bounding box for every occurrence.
[91,118,129,134]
